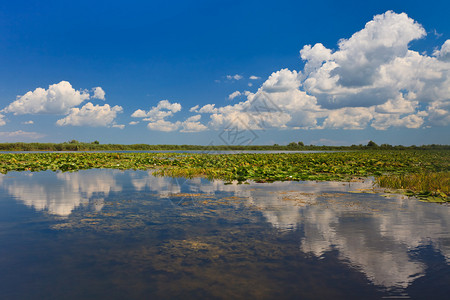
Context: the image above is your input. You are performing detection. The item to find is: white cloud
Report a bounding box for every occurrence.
[4,81,91,115]
[92,87,106,100]
[322,107,373,130]
[112,124,125,129]
[185,115,201,122]
[262,69,301,92]
[189,105,199,112]
[22,120,34,125]
[425,101,450,126]
[147,119,180,132]
[192,11,450,132]
[371,113,424,130]
[131,100,182,121]
[2,12,446,134]
[56,102,123,127]
[228,91,241,100]
[180,115,208,132]
[226,74,243,80]
[300,43,332,78]
[433,39,450,61]
[380,51,450,104]
[300,11,430,109]
[201,69,322,130]
[146,115,207,133]
[0,130,45,139]
[131,109,147,118]
[374,95,417,114]
[133,100,207,132]
[198,104,218,114]
[129,121,139,125]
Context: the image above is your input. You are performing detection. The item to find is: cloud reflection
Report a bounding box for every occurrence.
[1,170,123,216]
[0,170,448,290]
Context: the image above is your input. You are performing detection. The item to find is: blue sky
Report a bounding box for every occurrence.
[0,0,449,146]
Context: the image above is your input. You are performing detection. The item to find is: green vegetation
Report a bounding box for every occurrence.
[1,150,449,202]
[376,172,449,202]
[0,141,449,151]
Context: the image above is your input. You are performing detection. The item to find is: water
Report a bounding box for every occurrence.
[0,170,449,299]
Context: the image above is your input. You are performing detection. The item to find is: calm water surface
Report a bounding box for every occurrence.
[0,170,449,299]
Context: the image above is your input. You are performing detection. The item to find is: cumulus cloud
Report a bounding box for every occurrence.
[197,69,322,130]
[4,81,91,115]
[262,69,301,92]
[56,102,123,127]
[300,11,431,109]
[228,91,242,100]
[226,74,243,80]
[198,104,218,114]
[132,100,208,132]
[374,95,417,114]
[22,120,34,125]
[129,121,139,125]
[371,113,424,130]
[146,115,208,133]
[5,11,445,134]
[131,100,181,121]
[92,87,106,100]
[300,43,332,78]
[424,101,450,126]
[147,119,180,132]
[180,115,208,132]
[322,107,373,130]
[191,11,449,132]
[433,40,450,61]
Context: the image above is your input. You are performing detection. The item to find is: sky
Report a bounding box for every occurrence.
[0,0,449,146]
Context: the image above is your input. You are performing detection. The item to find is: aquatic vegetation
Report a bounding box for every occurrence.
[376,172,449,202]
[0,150,449,201]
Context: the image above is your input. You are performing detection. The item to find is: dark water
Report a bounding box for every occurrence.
[0,170,449,299]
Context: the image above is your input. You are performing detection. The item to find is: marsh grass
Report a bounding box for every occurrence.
[376,172,449,202]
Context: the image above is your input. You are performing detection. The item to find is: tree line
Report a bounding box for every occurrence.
[0,140,449,151]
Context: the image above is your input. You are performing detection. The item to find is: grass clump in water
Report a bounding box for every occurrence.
[376,172,449,202]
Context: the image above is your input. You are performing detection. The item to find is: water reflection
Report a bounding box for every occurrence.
[0,170,449,293]
[1,170,122,216]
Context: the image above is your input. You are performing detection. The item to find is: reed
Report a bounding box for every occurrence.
[376,172,449,201]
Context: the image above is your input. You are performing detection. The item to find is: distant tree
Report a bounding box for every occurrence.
[91,140,100,144]
[69,140,79,144]
[367,140,378,147]
[287,142,298,148]
[297,141,304,147]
